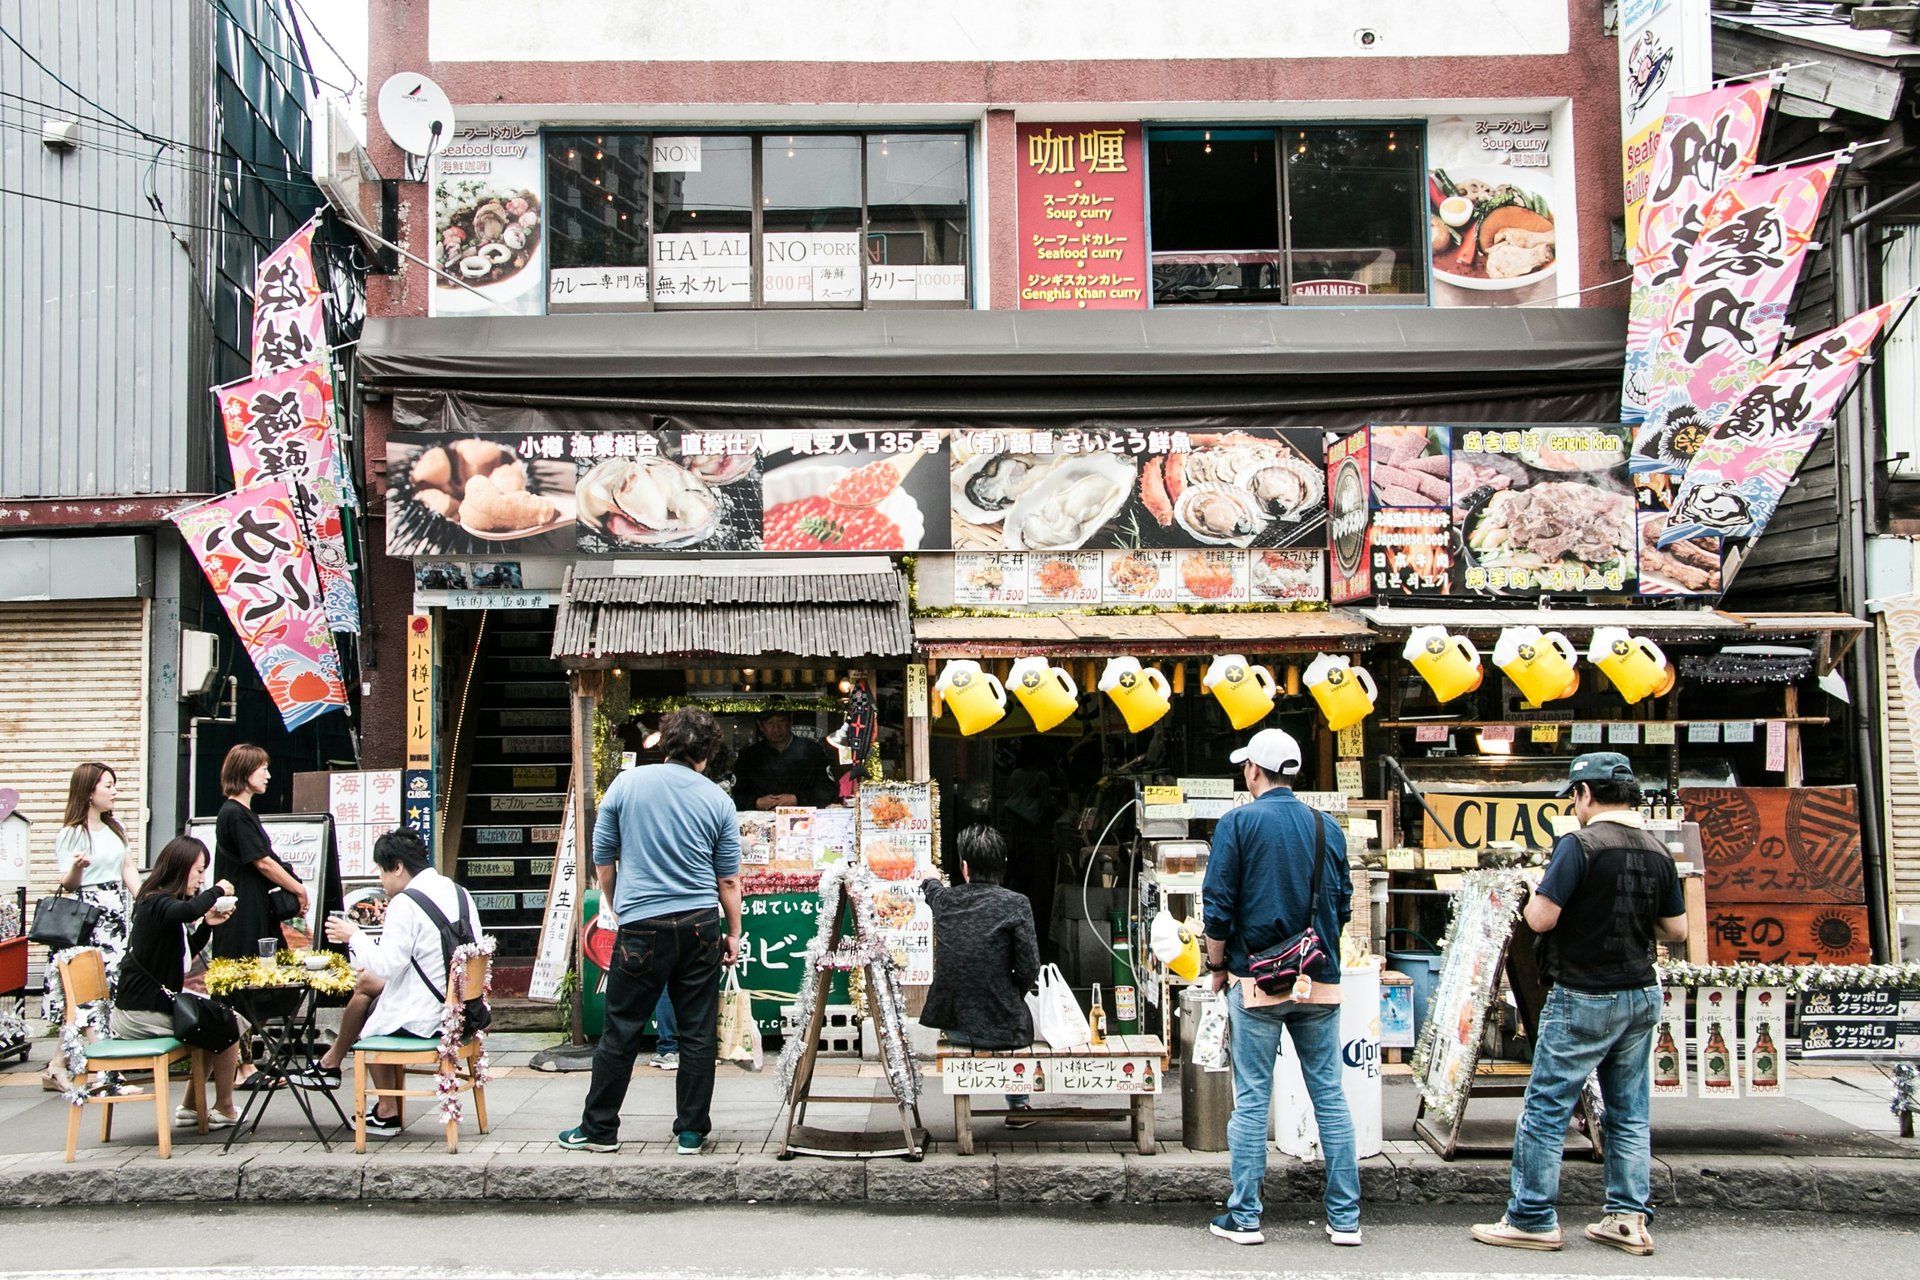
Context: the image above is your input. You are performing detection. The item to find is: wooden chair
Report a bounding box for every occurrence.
[56,949,206,1162]
[352,949,491,1153]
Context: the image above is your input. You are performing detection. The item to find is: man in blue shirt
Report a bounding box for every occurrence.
[1202,728,1359,1249]
[560,707,742,1157]
[1472,752,1686,1257]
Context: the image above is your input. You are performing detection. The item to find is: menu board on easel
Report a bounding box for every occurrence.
[1410,870,1528,1125]
[857,781,940,985]
[185,812,337,949]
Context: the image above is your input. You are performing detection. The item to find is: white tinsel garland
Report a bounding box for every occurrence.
[1657,962,1920,992]
[1891,1064,1917,1119]
[433,937,496,1126]
[0,1009,25,1047]
[44,946,96,1106]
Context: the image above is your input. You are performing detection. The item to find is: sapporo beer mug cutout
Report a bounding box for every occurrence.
[1588,627,1675,705]
[1403,625,1483,704]
[934,659,1007,736]
[1493,625,1581,705]
[1007,655,1079,733]
[1303,652,1377,732]
[1201,653,1278,730]
[1099,656,1171,733]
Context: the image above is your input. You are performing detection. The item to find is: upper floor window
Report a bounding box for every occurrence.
[546,130,970,312]
[1148,125,1426,306]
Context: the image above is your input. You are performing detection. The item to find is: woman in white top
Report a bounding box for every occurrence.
[40,763,142,1034]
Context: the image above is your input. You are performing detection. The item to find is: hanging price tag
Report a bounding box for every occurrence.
[1723,720,1755,744]
[1645,722,1676,745]
[1480,724,1515,743]
[1337,723,1365,756]
[1688,722,1720,743]
[1336,760,1364,795]
[1384,848,1420,871]
[1415,725,1449,743]
[1530,724,1560,743]
[1348,817,1379,840]
[1571,722,1603,744]
[1608,722,1641,745]
[1142,785,1184,806]
[1766,720,1788,771]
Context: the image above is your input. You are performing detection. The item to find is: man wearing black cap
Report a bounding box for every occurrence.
[732,707,834,812]
[1473,752,1687,1257]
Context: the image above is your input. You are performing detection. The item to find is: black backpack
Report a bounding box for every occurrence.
[402,886,493,1038]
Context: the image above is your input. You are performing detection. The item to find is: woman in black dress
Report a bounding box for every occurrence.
[209,744,309,960]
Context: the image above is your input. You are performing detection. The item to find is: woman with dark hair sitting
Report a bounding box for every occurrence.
[114,835,245,1128]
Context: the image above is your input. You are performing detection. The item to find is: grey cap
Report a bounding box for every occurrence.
[1559,751,1637,796]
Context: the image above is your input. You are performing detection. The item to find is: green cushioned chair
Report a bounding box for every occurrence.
[56,950,206,1161]
[352,950,490,1153]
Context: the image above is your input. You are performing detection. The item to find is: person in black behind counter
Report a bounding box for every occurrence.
[919,824,1043,1128]
[731,707,834,811]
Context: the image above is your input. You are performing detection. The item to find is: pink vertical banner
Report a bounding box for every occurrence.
[252,218,326,375]
[1633,160,1836,471]
[170,482,347,730]
[1623,82,1771,424]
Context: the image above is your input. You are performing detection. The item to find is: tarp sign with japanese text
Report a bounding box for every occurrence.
[251,219,326,377]
[1016,122,1147,309]
[171,484,347,730]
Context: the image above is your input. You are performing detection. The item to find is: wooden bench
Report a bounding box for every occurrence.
[935,1034,1169,1156]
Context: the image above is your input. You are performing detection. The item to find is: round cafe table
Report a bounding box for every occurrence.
[215,960,354,1152]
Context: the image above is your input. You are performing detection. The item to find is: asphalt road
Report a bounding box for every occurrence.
[0,1204,1911,1279]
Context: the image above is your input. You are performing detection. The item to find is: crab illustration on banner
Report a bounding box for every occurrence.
[1302,653,1377,732]
[1632,158,1837,474]
[1493,626,1582,705]
[1661,290,1920,545]
[251,216,326,377]
[170,482,348,729]
[1403,626,1483,704]
[1099,657,1172,734]
[1588,627,1675,705]
[1200,654,1277,730]
[934,659,1006,736]
[1623,80,1772,425]
[1006,657,1079,733]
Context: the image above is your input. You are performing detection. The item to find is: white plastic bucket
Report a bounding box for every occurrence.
[1273,963,1383,1161]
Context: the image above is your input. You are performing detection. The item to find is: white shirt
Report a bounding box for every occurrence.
[55,823,130,890]
[348,867,478,1038]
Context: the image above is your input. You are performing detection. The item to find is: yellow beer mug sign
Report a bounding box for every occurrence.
[1403,625,1483,704]
[1007,656,1079,733]
[1587,627,1675,705]
[1302,652,1377,732]
[1493,626,1581,705]
[1201,653,1278,730]
[933,659,1007,735]
[1098,656,1172,734]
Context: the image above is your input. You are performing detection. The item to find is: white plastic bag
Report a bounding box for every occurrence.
[1024,963,1094,1049]
[1192,992,1231,1073]
[716,968,764,1070]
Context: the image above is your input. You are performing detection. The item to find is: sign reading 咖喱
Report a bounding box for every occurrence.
[1016,123,1147,309]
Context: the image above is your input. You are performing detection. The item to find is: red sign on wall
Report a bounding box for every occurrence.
[1016,122,1148,310]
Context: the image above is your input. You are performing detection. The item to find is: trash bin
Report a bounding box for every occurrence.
[1274,963,1383,1160]
[1385,928,1443,1045]
[1179,984,1232,1152]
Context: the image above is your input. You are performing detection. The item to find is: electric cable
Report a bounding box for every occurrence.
[0,185,292,247]
[0,23,164,142]
[0,89,216,156]
[202,0,358,98]
[284,0,363,93]
[0,112,331,194]
[1080,796,1145,993]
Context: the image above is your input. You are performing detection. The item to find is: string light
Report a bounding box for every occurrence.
[1203,129,1212,155]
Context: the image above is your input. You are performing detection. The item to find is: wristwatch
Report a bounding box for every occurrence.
[1205,959,1229,973]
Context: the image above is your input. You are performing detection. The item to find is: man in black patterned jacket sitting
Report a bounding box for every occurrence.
[920,824,1043,1127]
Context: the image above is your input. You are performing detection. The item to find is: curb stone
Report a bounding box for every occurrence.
[1667,1156,1819,1211]
[994,1155,1126,1204]
[483,1153,615,1201]
[238,1155,364,1202]
[735,1153,865,1202]
[607,1155,738,1202]
[866,1154,995,1202]
[363,1155,494,1200]
[1810,1157,1920,1213]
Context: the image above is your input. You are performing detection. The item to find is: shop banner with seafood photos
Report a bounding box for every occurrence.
[1631,158,1836,476]
[859,782,938,985]
[172,483,349,729]
[1427,114,1567,308]
[1327,423,1723,601]
[1015,123,1148,310]
[430,123,545,317]
[951,421,1327,607]
[1622,81,1771,424]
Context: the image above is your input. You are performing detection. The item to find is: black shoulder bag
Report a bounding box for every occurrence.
[401,887,492,1038]
[1246,811,1331,996]
[32,831,103,949]
[122,913,241,1053]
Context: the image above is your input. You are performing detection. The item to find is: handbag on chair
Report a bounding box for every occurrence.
[30,892,102,951]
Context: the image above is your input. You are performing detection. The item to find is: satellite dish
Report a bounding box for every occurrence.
[377,73,456,163]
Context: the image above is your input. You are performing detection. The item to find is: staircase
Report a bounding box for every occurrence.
[453,609,572,1006]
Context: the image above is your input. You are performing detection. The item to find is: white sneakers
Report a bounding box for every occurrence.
[1585,1212,1656,1255]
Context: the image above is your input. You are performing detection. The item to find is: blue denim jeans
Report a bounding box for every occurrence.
[1506,984,1661,1232]
[653,990,678,1055]
[1224,983,1361,1232]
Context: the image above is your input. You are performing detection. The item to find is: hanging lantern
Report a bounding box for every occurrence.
[1302,653,1377,732]
[1493,626,1581,705]
[1588,627,1676,705]
[1098,656,1172,733]
[1201,653,1278,730]
[1404,625,1484,704]
[1006,656,1079,733]
[933,659,1006,735]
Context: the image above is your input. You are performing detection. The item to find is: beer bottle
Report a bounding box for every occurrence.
[1752,1024,1779,1089]
[1089,983,1108,1046]
[1142,1061,1156,1090]
[1032,1061,1047,1092]
[1654,1023,1680,1088]
[1705,1022,1732,1089]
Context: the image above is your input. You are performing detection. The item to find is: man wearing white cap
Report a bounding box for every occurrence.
[1202,728,1359,1248]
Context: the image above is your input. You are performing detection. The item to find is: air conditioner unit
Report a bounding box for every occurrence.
[181,630,219,699]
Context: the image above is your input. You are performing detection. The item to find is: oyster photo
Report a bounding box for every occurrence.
[1002,454,1137,551]
[1174,483,1265,547]
[577,456,721,547]
[951,449,1067,525]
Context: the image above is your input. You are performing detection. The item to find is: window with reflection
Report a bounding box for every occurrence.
[865,133,970,303]
[546,134,651,313]
[652,135,755,307]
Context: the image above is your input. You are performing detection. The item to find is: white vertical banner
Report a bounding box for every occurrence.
[1879,594,1920,775]
[527,794,579,1002]
[1745,986,1788,1096]
[1651,984,1689,1096]
[1696,985,1740,1098]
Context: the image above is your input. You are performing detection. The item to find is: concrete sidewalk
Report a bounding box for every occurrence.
[0,1035,1914,1211]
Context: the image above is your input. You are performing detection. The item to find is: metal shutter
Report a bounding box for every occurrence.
[1878,617,1920,912]
[0,601,150,951]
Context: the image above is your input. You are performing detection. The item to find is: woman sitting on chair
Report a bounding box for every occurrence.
[114,836,244,1129]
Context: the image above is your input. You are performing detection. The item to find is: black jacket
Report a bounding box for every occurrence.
[917,879,1040,1050]
[117,888,222,1015]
